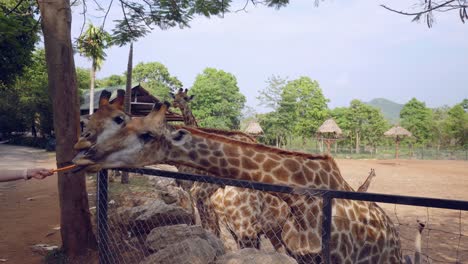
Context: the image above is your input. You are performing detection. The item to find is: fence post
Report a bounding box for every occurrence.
[322,195,332,264]
[97,169,110,264]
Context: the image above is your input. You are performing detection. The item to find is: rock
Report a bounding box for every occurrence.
[215,248,297,264]
[117,201,194,236]
[140,237,217,264]
[145,224,224,256]
[30,244,59,256]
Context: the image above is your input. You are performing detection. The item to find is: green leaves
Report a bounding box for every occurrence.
[257,76,330,146]
[0,1,39,86]
[331,100,389,149]
[132,62,182,100]
[76,23,112,71]
[189,68,246,130]
[400,98,434,146]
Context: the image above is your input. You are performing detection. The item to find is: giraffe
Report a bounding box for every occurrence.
[170,88,289,250]
[73,100,404,264]
[357,168,376,192]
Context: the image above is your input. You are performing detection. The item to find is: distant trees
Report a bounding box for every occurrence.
[132,62,182,101]
[0,1,39,87]
[77,23,112,114]
[331,100,389,153]
[97,74,126,87]
[445,103,468,148]
[400,98,434,146]
[0,49,52,137]
[257,76,329,146]
[190,68,246,130]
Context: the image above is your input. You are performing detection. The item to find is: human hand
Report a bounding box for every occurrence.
[27,168,55,180]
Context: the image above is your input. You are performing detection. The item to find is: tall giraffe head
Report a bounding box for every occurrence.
[169,88,195,110]
[73,97,191,171]
[75,89,127,150]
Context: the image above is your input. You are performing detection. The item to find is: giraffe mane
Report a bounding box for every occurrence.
[179,126,332,161]
[175,126,256,142]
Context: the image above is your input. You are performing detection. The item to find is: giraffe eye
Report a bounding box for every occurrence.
[139,132,154,143]
[113,116,124,125]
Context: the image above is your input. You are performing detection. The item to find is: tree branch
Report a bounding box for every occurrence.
[79,0,88,39]
[5,0,25,16]
[235,0,250,13]
[119,0,153,30]
[380,0,456,16]
[102,0,114,28]
[119,0,136,36]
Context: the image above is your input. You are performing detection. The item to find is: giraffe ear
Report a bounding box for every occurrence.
[170,129,191,146]
[146,101,170,124]
[169,92,175,99]
[113,89,125,110]
[188,95,195,101]
[99,90,112,107]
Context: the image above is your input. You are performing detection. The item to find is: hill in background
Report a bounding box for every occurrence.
[365,98,403,124]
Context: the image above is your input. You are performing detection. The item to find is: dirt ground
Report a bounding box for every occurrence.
[0,144,467,263]
[0,145,61,264]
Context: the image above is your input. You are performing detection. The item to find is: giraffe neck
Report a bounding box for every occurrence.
[163,127,353,191]
[180,105,198,127]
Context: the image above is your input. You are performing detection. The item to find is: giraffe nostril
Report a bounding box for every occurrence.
[83,132,91,138]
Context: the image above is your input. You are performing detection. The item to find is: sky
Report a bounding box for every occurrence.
[71,0,468,113]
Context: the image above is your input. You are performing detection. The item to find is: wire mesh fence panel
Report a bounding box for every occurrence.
[94,167,468,264]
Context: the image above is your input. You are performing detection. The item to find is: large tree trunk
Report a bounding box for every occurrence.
[89,60,96,115]
[355,131,360,154]
[38,0,97,259]
[121,42,133,184]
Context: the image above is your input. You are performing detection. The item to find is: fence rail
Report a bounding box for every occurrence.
[96,168,468,264]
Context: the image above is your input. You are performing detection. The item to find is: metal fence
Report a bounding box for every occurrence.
[94,168,468,264]
[287,145,468,161]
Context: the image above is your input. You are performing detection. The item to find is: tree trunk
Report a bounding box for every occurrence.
[89,60,96,115]
[121,42,133,184]
[38,0,97,258]
[31,122,37,138]
[124,42,133,113]
[355,131,359,154]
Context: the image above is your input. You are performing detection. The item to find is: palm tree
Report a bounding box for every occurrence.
[77,23,111,114]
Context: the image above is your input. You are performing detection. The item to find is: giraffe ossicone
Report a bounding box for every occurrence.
[74,94,405,263]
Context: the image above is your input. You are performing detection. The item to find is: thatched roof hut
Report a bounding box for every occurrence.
[384,126,412,138]
[244,121,264,136]
[317,118,343,136]
[317,118,343,154]
[384,125,412,159]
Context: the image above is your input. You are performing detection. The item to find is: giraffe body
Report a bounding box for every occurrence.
[170,88,288,251]
[73,96,404,263]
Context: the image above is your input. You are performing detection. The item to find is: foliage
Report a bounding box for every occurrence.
[400,98,434,146]
[76,23,112,71]
[132,62,182,100]
[257,75,287,111]
[76,67,91,90]
[0,86,28,134]
[257,76,329,145]
[0,48,52,137]
[445,103,468,148]
[331,100,389,150]
[97,74,126,87]
[189,68,246,130]
[431,106,451,148]
[0,1,40,86]
[281,77,329,137]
